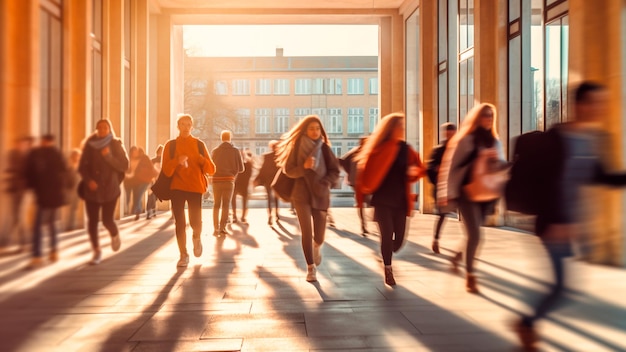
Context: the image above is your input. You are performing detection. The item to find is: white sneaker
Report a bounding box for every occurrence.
[111,235,121,252]
[90,250,102,265]
[313,242,323,266]
[306,265,317,282]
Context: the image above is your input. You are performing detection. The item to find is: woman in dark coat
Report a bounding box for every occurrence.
[254,140,280,225]
[275,115,340,282]
[78,119,129,265]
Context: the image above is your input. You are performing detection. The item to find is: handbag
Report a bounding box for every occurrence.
[271,169,295,202]
[463,149,510,202]
[151,171,173,201]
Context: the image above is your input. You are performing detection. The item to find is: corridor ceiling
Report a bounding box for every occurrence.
[151,0,407,24]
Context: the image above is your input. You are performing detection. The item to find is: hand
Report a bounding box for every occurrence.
[407,166,419,177]
[101,146,110,156]
[304,156,315,169]
[178,155,189,168]
[88,180,98,191]
[480,147,498,159]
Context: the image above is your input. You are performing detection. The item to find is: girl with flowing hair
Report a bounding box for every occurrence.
[355,112,426,286]
[437,102,505,293]
[275,115,340,282]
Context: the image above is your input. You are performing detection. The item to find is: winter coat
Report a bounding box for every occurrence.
[24,146,68,208]
[79,135,129,203]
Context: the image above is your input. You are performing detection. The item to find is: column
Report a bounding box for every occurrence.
[103,0,124,134]
[133,0,149,151]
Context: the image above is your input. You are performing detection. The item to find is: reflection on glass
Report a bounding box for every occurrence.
[545,16,568,127]
[530,0,544,131]
[459,60,468,121]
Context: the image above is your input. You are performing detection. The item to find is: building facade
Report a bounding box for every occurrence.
[2,0,625,265]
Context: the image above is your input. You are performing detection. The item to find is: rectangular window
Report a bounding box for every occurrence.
[215,80,227,95]
[232,79,250,95]
[255,108,271,134]
[295,108,311,124]
[235,109,250,135]
[347,78,364,95]
[327,108,342,134]
[312,78,324,94]
[295,79,311,95]
[325,78,342,95]
[312,108,326,120]
[274,108,290,133]
[347,108,364,134]
[274,79,290,95]
[256,79,271,95]
[369,108,379,133]
[369,78,378,95]
[331,146,342,157]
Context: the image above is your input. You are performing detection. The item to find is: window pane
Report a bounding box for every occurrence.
[369,78,378,95]
[347,78,364,95]
[273,79,290,95]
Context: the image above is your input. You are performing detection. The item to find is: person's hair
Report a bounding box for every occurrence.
[221,130,232,142]
[574,81,605,104]
[274,115,330,168]
[355,112,404,164]
[128,145,138,158]
[268,139,278,152]
[441,122,457,131]
[177,114,193,126]
[41,134,55,142]
[450,103,499,144]
[95,119,117,137]
[155,144,164,155]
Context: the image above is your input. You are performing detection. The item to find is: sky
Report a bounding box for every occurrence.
[183,25,379,57]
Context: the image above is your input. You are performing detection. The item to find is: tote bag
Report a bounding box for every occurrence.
[463,150,510,202]
[271,170,295,202]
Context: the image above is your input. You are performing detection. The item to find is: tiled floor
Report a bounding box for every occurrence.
[0,207,624,351]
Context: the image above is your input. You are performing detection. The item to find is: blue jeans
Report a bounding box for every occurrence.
[32,207,58,257]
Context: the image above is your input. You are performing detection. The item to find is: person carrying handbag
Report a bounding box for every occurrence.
[437,103,505,293]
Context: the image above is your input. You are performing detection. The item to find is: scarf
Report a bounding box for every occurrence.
[356,139,400,194]
[88,133,113,150]
[297,136,326,177]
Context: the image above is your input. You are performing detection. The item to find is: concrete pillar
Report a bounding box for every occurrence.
[132,0,149,151]
[64,0,91,151]
[103,0,124,134]
[379,13,405,117]
[569,0,626,266]
[418,0,439,214]
[155,14,174,145]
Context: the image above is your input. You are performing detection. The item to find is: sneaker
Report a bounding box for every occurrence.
[384,266,396,286]
[49,250,58,263]
[193,236,203,257]
[90,250,102,265]
[432,240,440,254]
[313,242,323,266]
[466,273,479,294]
[514,319,539,350]
[27,257,44,269]
[306,265,317,282]
[177,254,189,267]
[111,235,121,252]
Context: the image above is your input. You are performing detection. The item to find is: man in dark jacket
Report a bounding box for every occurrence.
[515,82,626,349]
[211,130,244,237]
[426,122,456,254]
[254,140,280,225]
[24,134,69,268]
[2,136,33,250]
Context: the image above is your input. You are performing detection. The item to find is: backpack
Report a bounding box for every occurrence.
[151,139,206,201]
[505,128,565,215]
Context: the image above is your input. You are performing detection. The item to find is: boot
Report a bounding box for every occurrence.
[466,273,479,293]
[384,266,396,286]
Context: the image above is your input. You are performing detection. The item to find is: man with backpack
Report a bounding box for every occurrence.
[161,114,215,267]
[514,82,626,350]
[426,122,456,253]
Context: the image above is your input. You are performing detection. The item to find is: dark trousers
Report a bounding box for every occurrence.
[457,196,491,273]
[32,207,57,257]
[263,184,279,219]
[374,206,407,266]
[293,201,327,265]
[85,199,119,249]
[231,191,249,221]
[212,181,234,232]
[170,190,202,256]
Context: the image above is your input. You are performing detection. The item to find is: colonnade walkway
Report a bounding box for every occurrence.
[0,207,624,351]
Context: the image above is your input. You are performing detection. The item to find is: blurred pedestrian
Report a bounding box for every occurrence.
[211,130,244,237]
[146,144,163,219]
[123,146,138,215]
[339,137,369,236]
[78,119,129,265]
[437,103,505,293]
[514,82,626,349]
[64,148,82,231]
[2,136,33,251]
[275,115,340,282]
[356,112,425,286]
[426,122,457,253]
[162,114,215,267]
[129,147,157,220]
[232,150,253,224]
[24,134,69,268]
[254,140,280,225]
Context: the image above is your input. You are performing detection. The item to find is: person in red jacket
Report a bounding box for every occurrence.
[161,114,215,267]
[356,112,425,286]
